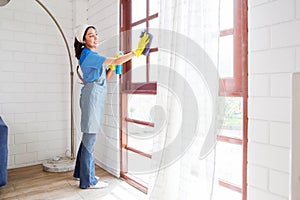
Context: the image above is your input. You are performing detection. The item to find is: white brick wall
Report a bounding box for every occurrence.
[269,170,289,196]
[249,0,299,199]
[0,0,73,168]
[271,21,300,48]
[249,48,295,73]
[270,122,290,148]
[248,164,268,190]
[250,0,295,28]
[249,27,270,51]
[248,119,269,143]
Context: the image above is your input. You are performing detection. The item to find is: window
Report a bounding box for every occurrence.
[120,0,158,193]
[216,0,248,200]
[120,0,248,198]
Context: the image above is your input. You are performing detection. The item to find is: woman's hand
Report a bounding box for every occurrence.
[133,32,150,57]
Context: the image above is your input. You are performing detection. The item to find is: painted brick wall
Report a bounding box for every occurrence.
[248,0,299,199]
[0,0,73,168]
[86,0,120,177]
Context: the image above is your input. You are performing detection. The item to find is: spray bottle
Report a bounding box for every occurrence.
[115,51,124,75]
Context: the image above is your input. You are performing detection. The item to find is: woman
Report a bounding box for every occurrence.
[73,24,149,189]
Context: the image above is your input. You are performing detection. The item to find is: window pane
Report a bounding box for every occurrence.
[219,97,243,138]
[132,0,146,23]
[127,94,156,122]
[213,184,242,200]
[127,94,157,154]
[132,22,146,51]
[215,141,243,187]
[126,152,151,183]
[149,17,159,29]
[131,23,147,83]
[132,22,146,31]
[220,0,234,30]
[149,0,159,16]
[149,52,158,82]
[128,124,155,155]
[219,35,233,78]
[132,56,147,82]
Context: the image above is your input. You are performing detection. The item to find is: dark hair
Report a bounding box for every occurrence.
[74,26,95,60]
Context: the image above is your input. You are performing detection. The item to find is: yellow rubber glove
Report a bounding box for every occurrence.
[133,32,150,57]
[108,53,121,70]
[108,64,116,71]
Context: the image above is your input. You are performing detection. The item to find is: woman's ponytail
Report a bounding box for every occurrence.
[74,38,83,60]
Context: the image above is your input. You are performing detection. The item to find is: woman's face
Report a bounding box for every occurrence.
[83,27,99,50]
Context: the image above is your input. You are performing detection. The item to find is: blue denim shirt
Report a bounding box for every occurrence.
[79,47,106,82]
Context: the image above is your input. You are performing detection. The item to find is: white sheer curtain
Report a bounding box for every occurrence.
[148,0,221,199]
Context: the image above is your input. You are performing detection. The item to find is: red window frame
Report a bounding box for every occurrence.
[120,0,158,193]
[217,0,248,200]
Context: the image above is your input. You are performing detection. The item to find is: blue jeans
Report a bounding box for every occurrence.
[73,133,98,188]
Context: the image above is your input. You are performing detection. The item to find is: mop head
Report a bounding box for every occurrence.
[140,30,153,56]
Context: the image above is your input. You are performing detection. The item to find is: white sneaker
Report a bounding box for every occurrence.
[89,181,108,189]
